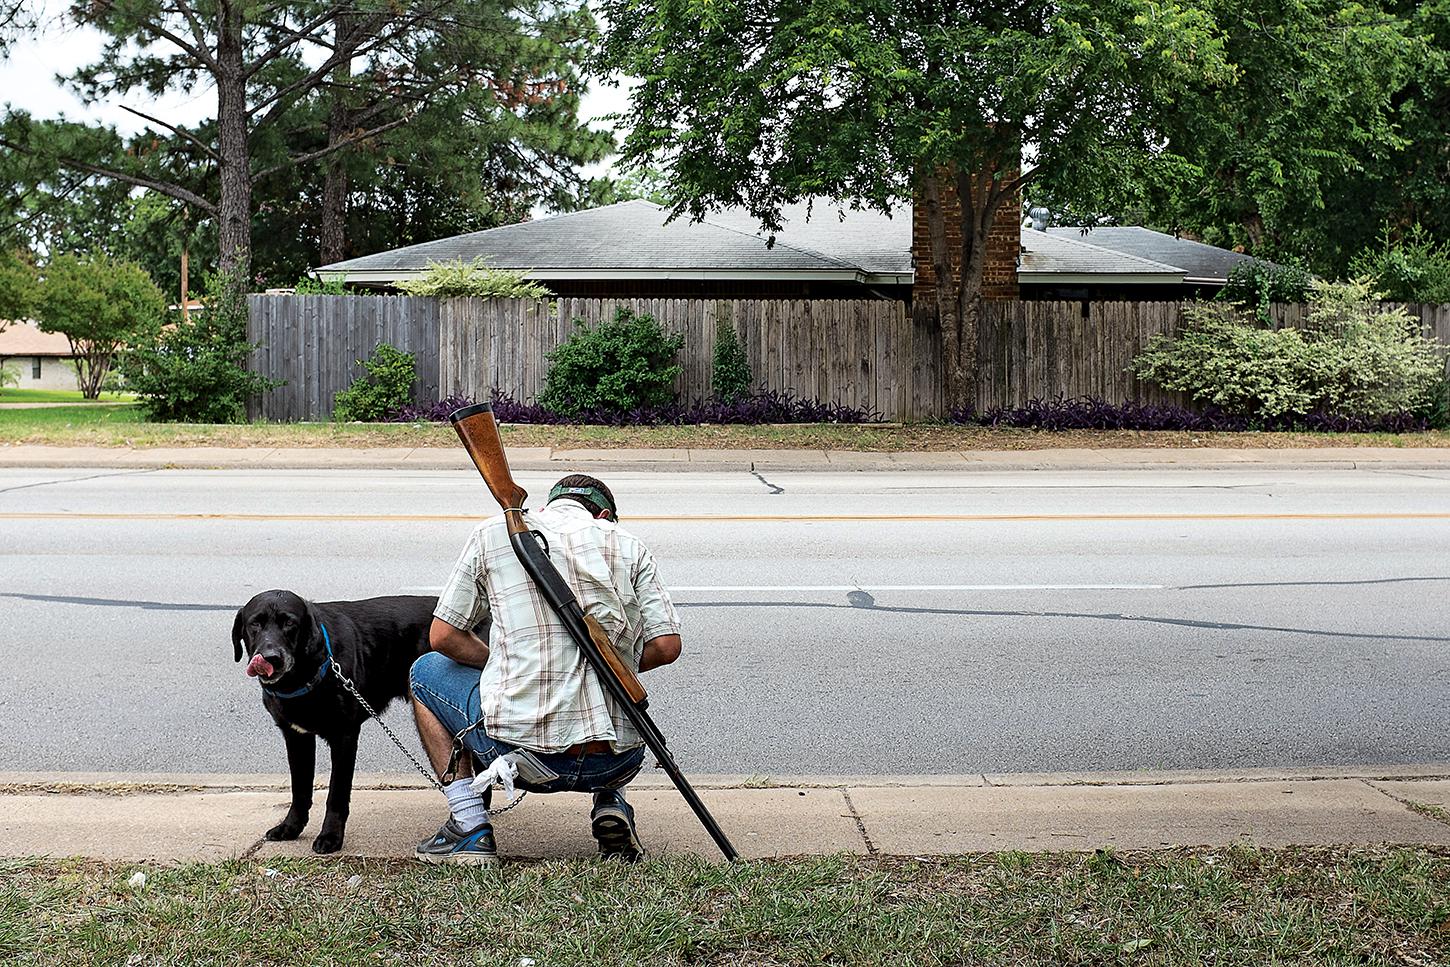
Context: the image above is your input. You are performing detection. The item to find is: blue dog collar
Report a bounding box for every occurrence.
[262,622,333,700]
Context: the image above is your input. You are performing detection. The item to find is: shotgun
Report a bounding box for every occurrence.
[448,401,739,862]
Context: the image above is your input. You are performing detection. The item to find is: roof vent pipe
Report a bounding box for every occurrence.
[1028,206,1050,232]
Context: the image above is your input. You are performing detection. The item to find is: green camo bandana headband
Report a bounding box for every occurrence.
[546,483,617,520]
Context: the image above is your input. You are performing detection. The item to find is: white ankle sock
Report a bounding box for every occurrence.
[445,778,489,829]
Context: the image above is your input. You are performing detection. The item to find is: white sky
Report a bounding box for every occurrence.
[0,4,634,191]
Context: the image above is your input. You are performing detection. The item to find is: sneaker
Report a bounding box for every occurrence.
[591,790,643,861]
[415,818,498,867]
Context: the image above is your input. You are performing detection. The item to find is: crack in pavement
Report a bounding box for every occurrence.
[0,467,160,495]
[0,592,236,612]
[675,598,1450,643]
[749,463,784,495]
[1177,575,1450,591]
[9,590,1446,645]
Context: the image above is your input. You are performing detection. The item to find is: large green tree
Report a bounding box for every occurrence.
[1,0,610,295]
[1035,0,1434,276]
[598,0,1231,408]
[36,254,167,397]
[0,248,35,329]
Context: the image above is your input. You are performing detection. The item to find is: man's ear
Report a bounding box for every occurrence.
[232,609,247,662]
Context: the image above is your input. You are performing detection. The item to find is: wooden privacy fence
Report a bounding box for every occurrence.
[974,300,1450,411]
[247,295,440,420]
[440,297,941,420]
[246,294,1450,421]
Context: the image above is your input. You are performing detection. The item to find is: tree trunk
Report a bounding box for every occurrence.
[920,171,965,414]
[319,13,357,265]
[69,340,114,399]
[319,157,348,265]
[920,168,991,414]
[215,1,252,289]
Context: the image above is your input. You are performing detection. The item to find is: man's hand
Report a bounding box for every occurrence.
[429,618,490,669]
[640,633,682,672]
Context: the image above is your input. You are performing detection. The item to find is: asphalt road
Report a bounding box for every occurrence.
[3,464,1449,777]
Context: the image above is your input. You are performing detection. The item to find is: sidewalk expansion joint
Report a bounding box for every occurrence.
[1362,779,1450,829]
[839,788,878,857]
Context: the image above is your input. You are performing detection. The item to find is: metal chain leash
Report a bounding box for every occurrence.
[330,656,526,815]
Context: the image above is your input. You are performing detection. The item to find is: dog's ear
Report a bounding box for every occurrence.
[302,597,324,650]
[232,608,247,662]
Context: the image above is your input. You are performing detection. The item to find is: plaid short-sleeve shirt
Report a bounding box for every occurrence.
[433,500,681,753]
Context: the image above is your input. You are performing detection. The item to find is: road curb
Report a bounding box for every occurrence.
[6,764,1450,795]
[5,444,1450,473]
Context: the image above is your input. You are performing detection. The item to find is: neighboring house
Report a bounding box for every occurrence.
[317,200,916,300]
[0,322,79,391]
[314,197,1269,304]
[1037,226,1265,300]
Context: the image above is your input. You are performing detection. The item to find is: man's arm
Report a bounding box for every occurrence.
[429,618,490,669]
[639,633,681,672]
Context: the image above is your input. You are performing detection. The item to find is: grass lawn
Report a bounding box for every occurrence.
[2,402,1450,450]
[2,848,1447,965]
[0,388,137,404]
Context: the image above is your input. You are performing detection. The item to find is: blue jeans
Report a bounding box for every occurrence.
[409,652,644,794]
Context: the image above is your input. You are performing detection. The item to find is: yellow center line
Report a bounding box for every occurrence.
[2,512,1449,523]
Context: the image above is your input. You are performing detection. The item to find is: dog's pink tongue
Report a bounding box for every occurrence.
[246,654,274,678]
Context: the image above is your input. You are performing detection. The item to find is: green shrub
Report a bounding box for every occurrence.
[293,275,348,295]
[333,344,418,422]
[121,270,278,423]
[1133,280,1446,421]
[539,307,684,415]
[0,361,17,388]
[1219,261,1314,319]
[1348,224,1450,304]
[711,319,752,402]
[395,259,551,299]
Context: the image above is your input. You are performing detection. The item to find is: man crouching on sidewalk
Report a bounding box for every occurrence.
[409,473,683,865]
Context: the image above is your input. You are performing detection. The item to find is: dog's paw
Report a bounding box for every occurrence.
[311,830,345,854]
[265,819,306,841]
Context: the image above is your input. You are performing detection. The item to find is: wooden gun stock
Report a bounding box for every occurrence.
[450,403,528,524]
[585,614,647,704]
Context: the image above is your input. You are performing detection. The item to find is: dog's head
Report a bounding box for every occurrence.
[232,590,321,686]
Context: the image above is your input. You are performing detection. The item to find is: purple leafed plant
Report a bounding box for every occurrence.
[387,388,884,426]
[949,396,1429,433]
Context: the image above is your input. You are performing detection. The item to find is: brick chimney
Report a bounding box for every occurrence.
[911,174,1021,303]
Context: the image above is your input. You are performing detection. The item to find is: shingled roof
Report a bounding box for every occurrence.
[0,322,73,357]
[1019,231,1184,282]
[316,198,1262,289]
[1046,226,1262,283]
[317,200,912,285]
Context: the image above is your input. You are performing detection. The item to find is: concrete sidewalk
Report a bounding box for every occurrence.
[6,766,1450,863]
[4,443,1450,472]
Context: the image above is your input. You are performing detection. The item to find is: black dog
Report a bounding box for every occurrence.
[233,590,439,854]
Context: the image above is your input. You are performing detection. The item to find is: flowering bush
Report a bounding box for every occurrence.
[1132,281,1445,420]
